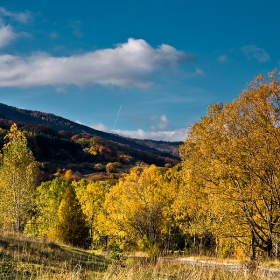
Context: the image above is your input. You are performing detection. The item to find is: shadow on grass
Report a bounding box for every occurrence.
[0,230,110,279]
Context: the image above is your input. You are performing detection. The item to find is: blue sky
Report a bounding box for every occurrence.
[0,1,279,141]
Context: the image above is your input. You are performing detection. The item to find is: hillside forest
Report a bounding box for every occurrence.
[1,70,280,261]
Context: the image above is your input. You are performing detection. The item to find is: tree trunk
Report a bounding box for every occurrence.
[215,237,219,257]
[251,229,256,260]
[267,214,273,258]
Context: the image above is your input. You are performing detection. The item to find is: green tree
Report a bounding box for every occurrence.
[0,123,39,231]
[28,178,69,237]
[55,185,90,248]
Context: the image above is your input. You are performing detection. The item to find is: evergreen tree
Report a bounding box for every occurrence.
[55,185,90,248]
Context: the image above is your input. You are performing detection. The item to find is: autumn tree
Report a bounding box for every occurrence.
[74,179,112,248]
[94,163,105,172]
[179,70,280,258]
[64,169,81,180]
[55,185,90,248]
[106,162,121,174]
[171,162,215,254]
[0,124,39,231]
[104,165,181,255]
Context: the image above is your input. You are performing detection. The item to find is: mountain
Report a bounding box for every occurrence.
[0,102,182,162]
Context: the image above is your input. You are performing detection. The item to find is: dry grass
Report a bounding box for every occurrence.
[101,258,280,280]
[0,231,280,279]
[0,230,109,279]
[259,258,280,270]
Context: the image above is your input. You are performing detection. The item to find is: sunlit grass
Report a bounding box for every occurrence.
[101,258,278,280]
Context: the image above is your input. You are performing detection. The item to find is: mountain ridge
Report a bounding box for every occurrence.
[0,102,182,159]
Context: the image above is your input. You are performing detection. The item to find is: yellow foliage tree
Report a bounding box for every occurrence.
[0,124,39,231]
[104,165,181,254]
[74,179,112,249]
[179,70,280,258]
[64,169,81,180]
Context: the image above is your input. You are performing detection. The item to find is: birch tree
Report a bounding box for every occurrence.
[0,124,39,231]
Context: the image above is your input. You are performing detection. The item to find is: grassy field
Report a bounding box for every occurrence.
[0,231,280,279]
[0,230,109,279]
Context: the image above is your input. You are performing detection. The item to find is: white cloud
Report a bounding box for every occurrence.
[0,7,32,23]
[0,7,32,48]
[241,45,270,63]
[160,115,167,122]
[115,128,188,141]
[0,25,16,47]
[149,114,170,130]
[132,114,171,131]
[91,122,188,141]
[91,123,108,132]
[0,38,195,88]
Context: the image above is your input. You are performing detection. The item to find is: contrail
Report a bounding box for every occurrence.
[113,104,122,130]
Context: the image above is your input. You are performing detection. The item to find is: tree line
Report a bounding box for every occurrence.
[1,70,280,260]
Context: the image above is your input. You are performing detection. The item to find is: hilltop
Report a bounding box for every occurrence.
[0,102,181,157]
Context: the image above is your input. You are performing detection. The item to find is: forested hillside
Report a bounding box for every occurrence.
[0,119,180,181]
[0,102,182,158]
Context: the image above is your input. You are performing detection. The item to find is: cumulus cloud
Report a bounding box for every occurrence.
[90,123,108,132]
[91,122,188,141]
[92,114,187,141]
[241,45,270,63]
[0,25,16,47]
[0,38,195,88]
[0,7,32,23]
[114,128,188,141]
[0,7,32,48]
[150,114,170,131]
